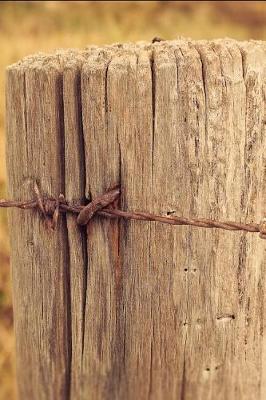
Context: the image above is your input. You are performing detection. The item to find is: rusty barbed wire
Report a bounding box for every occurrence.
[0,185,265,238]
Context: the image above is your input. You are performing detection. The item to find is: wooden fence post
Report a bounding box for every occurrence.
[6,40,266,400]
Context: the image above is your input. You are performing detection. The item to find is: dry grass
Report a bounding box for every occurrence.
[0,1,265,398]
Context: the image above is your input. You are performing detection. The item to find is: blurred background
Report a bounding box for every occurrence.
[0,1,266,398]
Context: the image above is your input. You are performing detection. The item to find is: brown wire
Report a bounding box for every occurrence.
[0,185,265,238]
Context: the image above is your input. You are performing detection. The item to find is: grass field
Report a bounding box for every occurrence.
[0,2,265,398]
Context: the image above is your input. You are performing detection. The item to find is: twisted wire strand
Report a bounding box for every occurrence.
[0,185,265,238]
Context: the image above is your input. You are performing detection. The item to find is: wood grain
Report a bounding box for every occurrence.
[63,52,87,399]
[6,56,71,399]
[81,48,122,399]
[6,40,266,399]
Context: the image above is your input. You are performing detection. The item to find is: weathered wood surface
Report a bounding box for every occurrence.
[6,40,266,400]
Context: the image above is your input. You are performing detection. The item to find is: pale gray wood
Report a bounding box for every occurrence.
[6,57,71,399]
[81,49,121,400]
[6,40,266,400]
[236,41,266,399]
[193,40,248,400]
[63,53,87,399]
[149,45,186,399]
[107,49,154,399]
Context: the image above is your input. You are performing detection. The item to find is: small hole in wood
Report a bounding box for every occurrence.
[216,314,235,322]
[166,210,176,215]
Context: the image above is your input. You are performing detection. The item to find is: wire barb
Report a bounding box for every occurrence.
[0,184,265,239]
[77,187,120,225]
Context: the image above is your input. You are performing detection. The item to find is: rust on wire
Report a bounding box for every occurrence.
[77,187,120,225]
[0,183,265,238]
